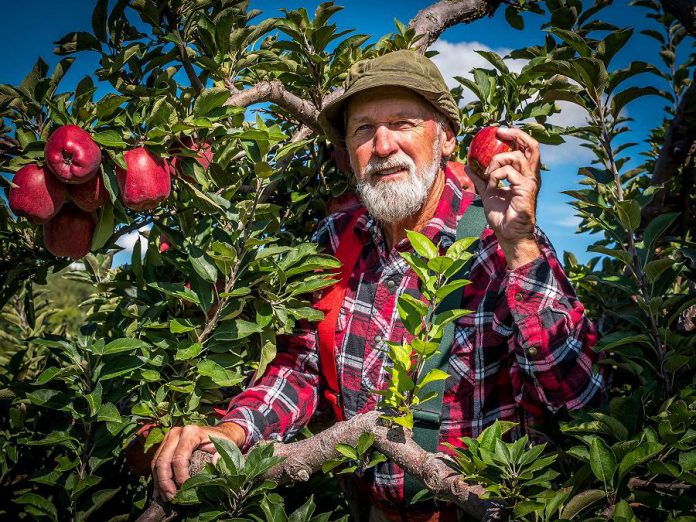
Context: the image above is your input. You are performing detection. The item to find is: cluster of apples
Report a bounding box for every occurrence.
[8,125,172,259]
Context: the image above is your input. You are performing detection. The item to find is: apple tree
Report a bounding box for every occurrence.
[1,0,695,521]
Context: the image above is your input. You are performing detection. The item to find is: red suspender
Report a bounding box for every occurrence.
[314,209,365,421]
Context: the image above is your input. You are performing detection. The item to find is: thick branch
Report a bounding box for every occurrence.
[661,0,696,36]
[225,80,322,134]
[409,0,503,52]
[642,74,696,221]
[137,412,502,522]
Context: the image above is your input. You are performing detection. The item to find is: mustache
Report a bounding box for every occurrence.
[363,155,415,179]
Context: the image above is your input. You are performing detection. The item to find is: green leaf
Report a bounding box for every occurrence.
[99,355,144,380]
[356,432,375,456]
[96,338,148,356]
[189,246,218,283]
[642,212,678,259]
[406,230,438,259]
[645,258,675,283]
[615,200,641,231]
[96,403,121,423]
[397,294,427,335]
[214,319,263,341]
[196,360,242,387]
[92,0,109,42]
[148,282,201,305]
[91,130,127,148]
[610,86,662,117]
[193,88,231,118]
[335,443,358,460]
[417,368,449,388]
[560,489,606,519]
[53,32,101,55]
[589,437,616,487]
[170,318,196,333]
[91,203,114,250]
[504,6,524,30]
[618,442,663,480]
[175,342,203,361]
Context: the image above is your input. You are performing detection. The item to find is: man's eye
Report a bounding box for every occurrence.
[392,120,414,128]
[354,124,372,134]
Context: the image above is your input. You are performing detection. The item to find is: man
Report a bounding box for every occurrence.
[152,50,603,519]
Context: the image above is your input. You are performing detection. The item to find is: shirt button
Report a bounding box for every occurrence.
[515,292,523,302]
[527,346,538,357]
[386,280,396,289]
[374,335,383,343]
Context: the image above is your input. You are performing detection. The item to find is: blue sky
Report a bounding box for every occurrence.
[0,1,675,264]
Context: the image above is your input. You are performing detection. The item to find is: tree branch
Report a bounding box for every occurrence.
[224,81,322,134]
[136,412,503,522]
[409,0,503,52]
[642,73,696,222]
[661,0,696,36]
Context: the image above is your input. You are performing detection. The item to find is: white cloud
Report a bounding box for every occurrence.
[541,202,583,230]
[115,225,150,257]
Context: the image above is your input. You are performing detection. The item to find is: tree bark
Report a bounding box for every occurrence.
[661,0,696,36]
[224,80,322,134]
[642,73,696,222]
[409,0,503,52]
[135,412,503,522]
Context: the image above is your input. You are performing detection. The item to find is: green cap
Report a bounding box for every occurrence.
[318,50,460,144]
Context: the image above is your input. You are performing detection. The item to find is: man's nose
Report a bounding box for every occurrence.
[373,125,398,157]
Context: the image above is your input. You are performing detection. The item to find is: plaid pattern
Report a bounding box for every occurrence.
[221,168,604,507]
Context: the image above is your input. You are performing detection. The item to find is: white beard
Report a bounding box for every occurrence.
[356,139,442,224]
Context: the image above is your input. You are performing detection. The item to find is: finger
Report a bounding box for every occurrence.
[171,426,209,487]
[465,164,488,197]
[487,165,526,190]
[485,151,534,180]
[153,427,181,501]
[151,429,171,499]
[495,127,540,168]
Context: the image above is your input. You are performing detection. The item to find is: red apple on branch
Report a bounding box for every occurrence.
[68,174,109,212]
[116,147,171,211]
[169,137,213,182]
[43,203,96,259]
[44,125,102,184]
[466,126,515,180]
[8,164,66,224]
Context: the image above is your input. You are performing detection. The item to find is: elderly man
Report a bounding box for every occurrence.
[152,50,603,520]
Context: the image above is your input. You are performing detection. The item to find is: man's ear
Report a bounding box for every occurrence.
[440,122,457,157]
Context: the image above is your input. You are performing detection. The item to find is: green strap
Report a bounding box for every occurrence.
[403,198,487,504]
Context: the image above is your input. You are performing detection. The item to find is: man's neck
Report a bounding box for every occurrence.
[382,167,446,250]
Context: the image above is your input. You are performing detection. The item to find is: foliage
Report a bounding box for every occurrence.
[0,0,695,520]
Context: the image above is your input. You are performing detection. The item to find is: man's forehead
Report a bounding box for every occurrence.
[345,88,433,122]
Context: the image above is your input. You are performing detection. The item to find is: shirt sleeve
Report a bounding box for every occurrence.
[504,228,604,416]
[219,324,321,451]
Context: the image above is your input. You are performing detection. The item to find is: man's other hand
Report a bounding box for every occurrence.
[151,422,246,501]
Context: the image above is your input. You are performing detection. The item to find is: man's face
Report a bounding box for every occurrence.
[344,87,451,224]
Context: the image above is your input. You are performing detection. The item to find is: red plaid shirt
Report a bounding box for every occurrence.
[221,168,603,506]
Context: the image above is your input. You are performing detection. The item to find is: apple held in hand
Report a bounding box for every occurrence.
[466,126,515,180]
[44,125,102,184]
[446,161,475,192]
[8,164,66,224]
[43,203,96,259]
[68,174,109,212]
[116,147,171,211]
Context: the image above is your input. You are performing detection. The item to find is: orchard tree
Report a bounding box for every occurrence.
[1,0,695,521]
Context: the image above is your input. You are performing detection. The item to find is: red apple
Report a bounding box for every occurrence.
[44,125,102,184]
[8,164,66,224]
[326,192,361,215]
[68,174,109,212]
[159,233,171,253]
[169,137,213,181]
[466,126,514,180]
[124,423,158,477]
[446,161,475,192]
[116,147,171,211]
[43,203,96,259]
